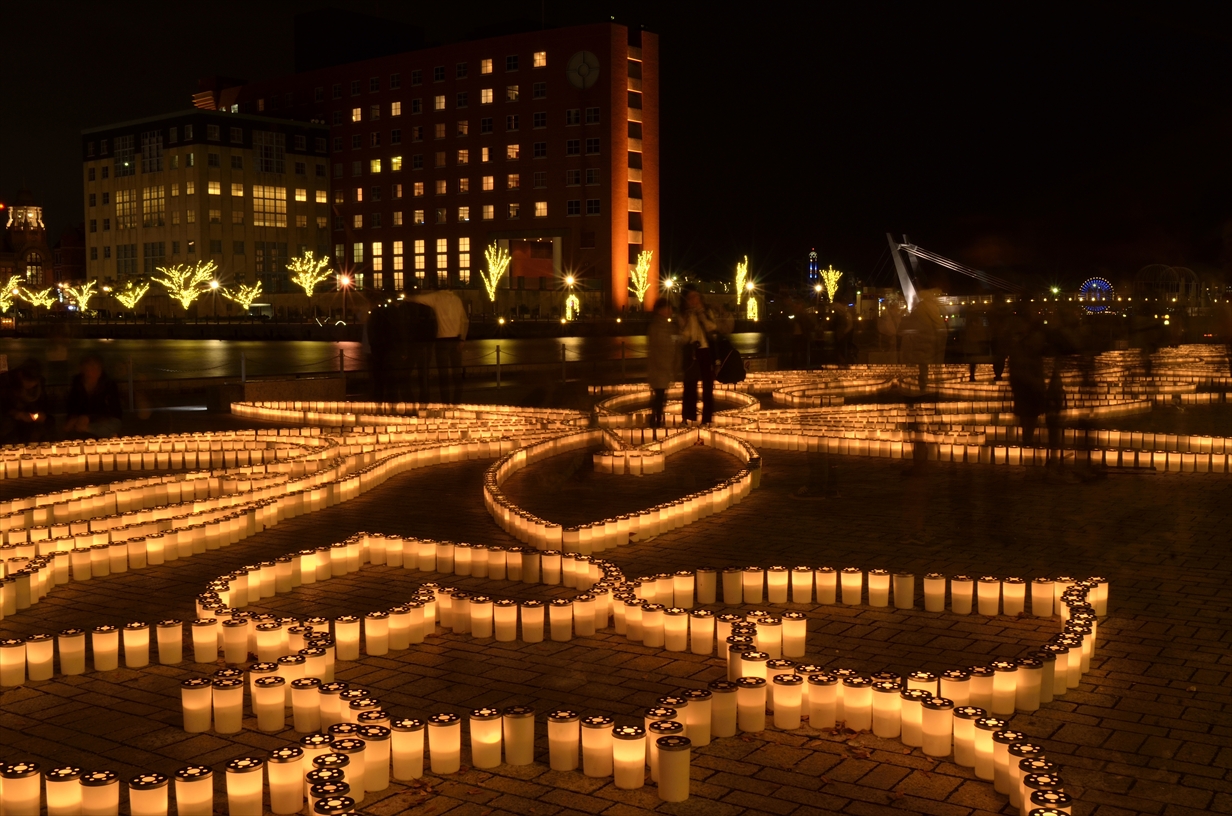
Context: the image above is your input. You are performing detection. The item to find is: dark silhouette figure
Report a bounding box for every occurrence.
[398,300,437,403]
[365,305,400,403]
[647,298,675,428]
[1009,315,1047,446]
[0,358,50,444]
[64,355,123,439]
[680,286,718,425]
[1045,362,1066,465]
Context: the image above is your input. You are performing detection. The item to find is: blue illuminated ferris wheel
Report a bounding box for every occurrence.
[1078,277,1115,313]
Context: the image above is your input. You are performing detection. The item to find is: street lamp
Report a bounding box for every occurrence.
[337,274,352,322]
[814,283,823,310]
[209,280,220,320]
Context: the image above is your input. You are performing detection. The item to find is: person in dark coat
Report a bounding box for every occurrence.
[0,358,50,444]
[646,298,676,428]
[1009,315,1047,447]
[398,300,437,403]
[64,355,123,439]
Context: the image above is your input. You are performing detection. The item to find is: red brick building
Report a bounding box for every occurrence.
[199,21,659,313]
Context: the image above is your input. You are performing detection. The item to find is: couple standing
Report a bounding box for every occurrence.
[648,286,732,428]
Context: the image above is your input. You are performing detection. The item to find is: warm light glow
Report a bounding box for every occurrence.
[0,275,22,313]
[565,293,580,321]
[153,261,218,311]
[288,251,334,297]
[821,265,843,303]
[746,297,759,321]
[338,274,352,288]
[222,281,263,311]
[115,281,151,310]
[482,243,512,302]
[64,279,98,311]
[735,256,749,305]
[564,275,575,287]
[19,286,57,309]
[629,250,654,305]
[209,280,220,290]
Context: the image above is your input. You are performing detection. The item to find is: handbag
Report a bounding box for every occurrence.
[713,336,746,384]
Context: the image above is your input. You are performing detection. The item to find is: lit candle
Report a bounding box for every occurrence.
[951,705,985,767]
[1031,577,1055,617]
[663,608,688,651]
[735,677,767,732]
[57,628,86,676]
[992,728,1026,794]
[679,688,712,746]
[357,725,391,792]
[180,677,213,732]
[253,675,287,731]
[581,715,615,777]
[493,599,518,641]
[224,757,264,815]
[772,674,804,730]
[722,566,743,603]
[838,567,862,605]
[1007,743,1046,810]
[221,619,248,664]
[520,600,545,643]
[191,619,218,663]
[612,725,646,789]
[1002,577,1026,616]
[45,766,83,816]
[672,570,695,608]
[972,716,1006,780]
[921,696,954,757]
[1015,657,1044,712]
[502,705,535,765]
[469,707,503,769]
[1,761,41,815]
[696,567,717,604]
[364,611,390,655]
[155,620,183,665]
[790,566,813,603]
[547,710,580,771]
[292,677,322,732]
[390,718,425,780]
[1034,648,1058,704]
[1089,575,1109,616]
[990,660,1018,716]
[91,625,120,672]
[907,670,938,696]
[646,720,683,781]
[899,688,930,747]
[708,680,738,738]
[330,738,368,801]
[977,576,1001,616]
[24,633,53,681]
[689,610,715,656]
[212,677,244,734]
[266,746,304,814]
[843,676,873,731]
[79,769,122,816]
[549,599,574,642]
[334,616,361,661]
[950,575,974,615]
[124,772,168,816]
[867,569,891,607]
[969,665,994,709]
[742,566,765,604]
[1027,781,1071,815]
[767,566,789,603]
[656,736,692,802]
[807,673,838,729]
[922,572,946,611]
[872,680,902,738]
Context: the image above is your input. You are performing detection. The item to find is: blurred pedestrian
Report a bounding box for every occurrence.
[1045,361,1066,466]
[0,358,50,444]
[1009,315,1047,446]
[408,289,469,403]
[64,355,123,439]
[680,286,718,426]
[964,306,989,381]
[398,299,437,403]
[646,297,676,428]
[365,304,399,403]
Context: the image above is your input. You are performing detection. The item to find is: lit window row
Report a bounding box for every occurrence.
[313,52,548,102]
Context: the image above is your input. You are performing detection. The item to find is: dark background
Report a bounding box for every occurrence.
[3,1,1230,292]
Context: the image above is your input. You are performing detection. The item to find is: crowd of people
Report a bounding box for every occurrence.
[0,354,124,445]
[364,290,468,404]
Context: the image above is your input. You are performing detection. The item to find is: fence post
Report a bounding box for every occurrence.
[496,345,501,390]
[240,352,246,385]
[127,356,135,411]
[621,340,626,382]
[561,343,566,383]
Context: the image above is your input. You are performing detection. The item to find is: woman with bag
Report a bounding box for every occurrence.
[679,286,730,426]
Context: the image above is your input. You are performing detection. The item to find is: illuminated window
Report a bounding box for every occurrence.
[457,149,469,165]
[458,206,470,222]
[507,203,520,219]
[413,182,424,197]
[295,188,307,202]
[252,186,287,227]
[391,101,402,116]
[370,159,382,173]
[296,214,308,228]
[506,144,520,160]
[481,89,493,105]
[209,209,221,223]
[436,237,448,266]
[457,120,469,137]
[352,107,361,122]
[435,180,447,195]
[435,208,446,224]
[458,178,470,193]
[414,209,425,225]
[432,123,444,140]
[482,204,494,220]
[353,243,364,262]
[207,181,221,195]
[507,174,521,190]
[482,175,494,191]
[393,240,404,270]
[372,242,383,271]
[506,85,519,102]
[355,187,364,202]
[185,181,195,195]
[141,186,165,227]
[353,214,363,228]
[481,59,493,75]
[392,211,403,226]
[316,215,328,228]
[534,201,547,217]
[434,95,446,111]
[391,156,403,172]
[566,109,580,126]
[335,189,345,204]
[481,146,491,163]
[316,190,328,203]
[186,209,195,223]
[533,51,546,67]
[414,239,426,277]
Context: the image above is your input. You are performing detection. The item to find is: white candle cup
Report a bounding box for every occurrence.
[211,677,244,734]
[696,567,717,604]
[253,676,287,731]
[952,706,985,767]
[1031,578,1055,617]
[790,566,813,603]
[469,597,495,639]
[689,610,715,655]
[815,567,837,604]
[923,573,946,612]
[541,550,562,584]
[772,674,804,730]
[155,620,183,665]
[1,761,42,816]
[122,622,151,669]
[292,677,323,732]
[807,673,838,729]
[45,765,84,816]
[334,617,361,661]
[221,619,248,664]
[581,715,615,777]
[1034,649,1058,704]
[1015,657,1044,712]
[900,689,930,747]
[921,697,954,757]
[656,736,692,802]
[190,619,218,663]
[679,689,712,747]
[977,576,1001,616]
[647,720,683,781]
[612,725,646,789]
[57,628,87,675]
[180,677,213,732]
[872,680,902,738]
[755,618,783,660]
[906,670,938,697]
[357,725,391,792]
[364,611,390,655]
[1002,577,1027,616]
[1025,772,1068,813]
[391,718,426,780]
[708,680,738,738]
[992,729,1026,794]
[549,599,574,642]
[673,570,696,608]
[493,600,518,641]
[891,572,915,609]
[950,575,974,615]
[735,677,767,733]
[990,661,1018,716]
[469,708,503,769]
[79,770,120,816]
[663,608,688,651]
[91,625,119,672]
[767,566,790,603]
[1089,575,1109,616]
[266,747,304,815]
[742,567,765,604]
[842,676,873,731]
[502,705,535,765]
[721,567,743,603]
[330,738,368,801]
[520,601,545,643]
[839,567,863,605]
[973,717,1007,780]
[24,634,53,681]
[224,757,264,815]
[867,569,891,607]
[127,772,169,816]
[547,710,580,771]
[427,713,462,775]
[1007,744,1046,810]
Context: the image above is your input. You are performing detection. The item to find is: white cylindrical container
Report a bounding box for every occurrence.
[253,675,287,731]
[469,708,503,769]
[766,566,789,603]
[969,666,995,710]
[224,757,264,815]
[721,567,742,603]
[867,569,891,607]
[992,728,1026,794]
[430,712,466,774]
[1031,577,1055,617]
[696,567,717,604]
[357,725,391,792]
[840,567,862,605]
[742,567,764,604]
[155,620,183,665]
[57,629,87,676]
[548,599,573,642]
[334,616,361,661]
[790,566,813,603]
[547,710,580,772]
[950,575,974,615]
[973,717,1007,780]
[709,681,738,738]
[364,612,390,655]
[977,576,1001,616]
[952,705,985,767]
[79,770,120,816]
[91,625,120,672]
[921,697,954,757]
[1002,577,1026,616]
[689,610,714,656]
[469,597,494,639]
[843,676,873,732]
[1,761,42,816]
[292,677,322,732]
[990,661,1018,716]
[493,600,518,641]
[191,619,218,663]
[872,680,902,738]
[656,736,691,802]
[736,677,767,732]
[772,674,804,730]
[391,718,425,780]
[24,634,53,682]
[580,715,615,777]
[211,677,244,734]
[900,689,930,748]
[893,572,915,609]
[180,677,213,732]
[663,608,688,651]
[923,572,946,612]
[939,669,971,706]
[520,601,545,643]
[612,725,646,789]
[502,705,535,766]
[173,766,213,816]
[266,747,304,814]
[44,766,84,816]
[807,673,837,730]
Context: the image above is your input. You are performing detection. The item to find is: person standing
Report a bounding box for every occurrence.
[646,297,676,428]
[397,299,437,403]
[408,289,468,403]
[64,355,123,439]
[679,286,718,426]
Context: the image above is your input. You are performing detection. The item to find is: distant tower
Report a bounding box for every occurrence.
[807,248,819,285]
[2,188,52,286]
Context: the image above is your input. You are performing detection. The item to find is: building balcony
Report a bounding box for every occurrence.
[628,167,643,182]
[627,77,642,92]
[628,230,643,244]
[628,46,642,61]
[628,198,643,212]
[627,108,643,123]
[627,138,643,153]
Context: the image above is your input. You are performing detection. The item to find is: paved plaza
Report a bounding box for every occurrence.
[0,396,1228,816]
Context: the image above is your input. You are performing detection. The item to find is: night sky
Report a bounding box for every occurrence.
[3,2,1230,293]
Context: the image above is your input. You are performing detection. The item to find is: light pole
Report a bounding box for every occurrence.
[337,274,351,323]
[209,279,220,320]
[814,283,823,311]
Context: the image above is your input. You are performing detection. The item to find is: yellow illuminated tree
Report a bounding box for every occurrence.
[223,281,263,311]
[0,276,22,314]
[628,250,653,306]
[735,256,749,305]
[19,287,58,310]
[481,243,511,302]
[746,296,759,321]
[821,264,843,303]
[564,293,580,321]
[64,280,98,311]
[288,251,333,297]
[115,281,151,311]
[153,260,217,311]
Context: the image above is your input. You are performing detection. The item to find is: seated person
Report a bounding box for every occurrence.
[64,355,123,439]
[0,358,50,444]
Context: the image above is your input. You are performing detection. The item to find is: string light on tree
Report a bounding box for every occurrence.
[481,243,511,302]
[115,282,150,311]
[565,294,580,321]
[64,280,98,312]
[735,257,749,306]
[19,287,57,310]
[153,261,218,311]
[746,283,759,321]
[821,265,843,303]
[223,282,264,311]
[628,250,654,306]
[288,251,334,298]
[0,276,22,314]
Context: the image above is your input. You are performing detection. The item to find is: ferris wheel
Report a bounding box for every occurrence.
[1078,277,1115,313]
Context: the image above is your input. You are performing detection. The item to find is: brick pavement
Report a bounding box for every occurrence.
[0,404,1228,816]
